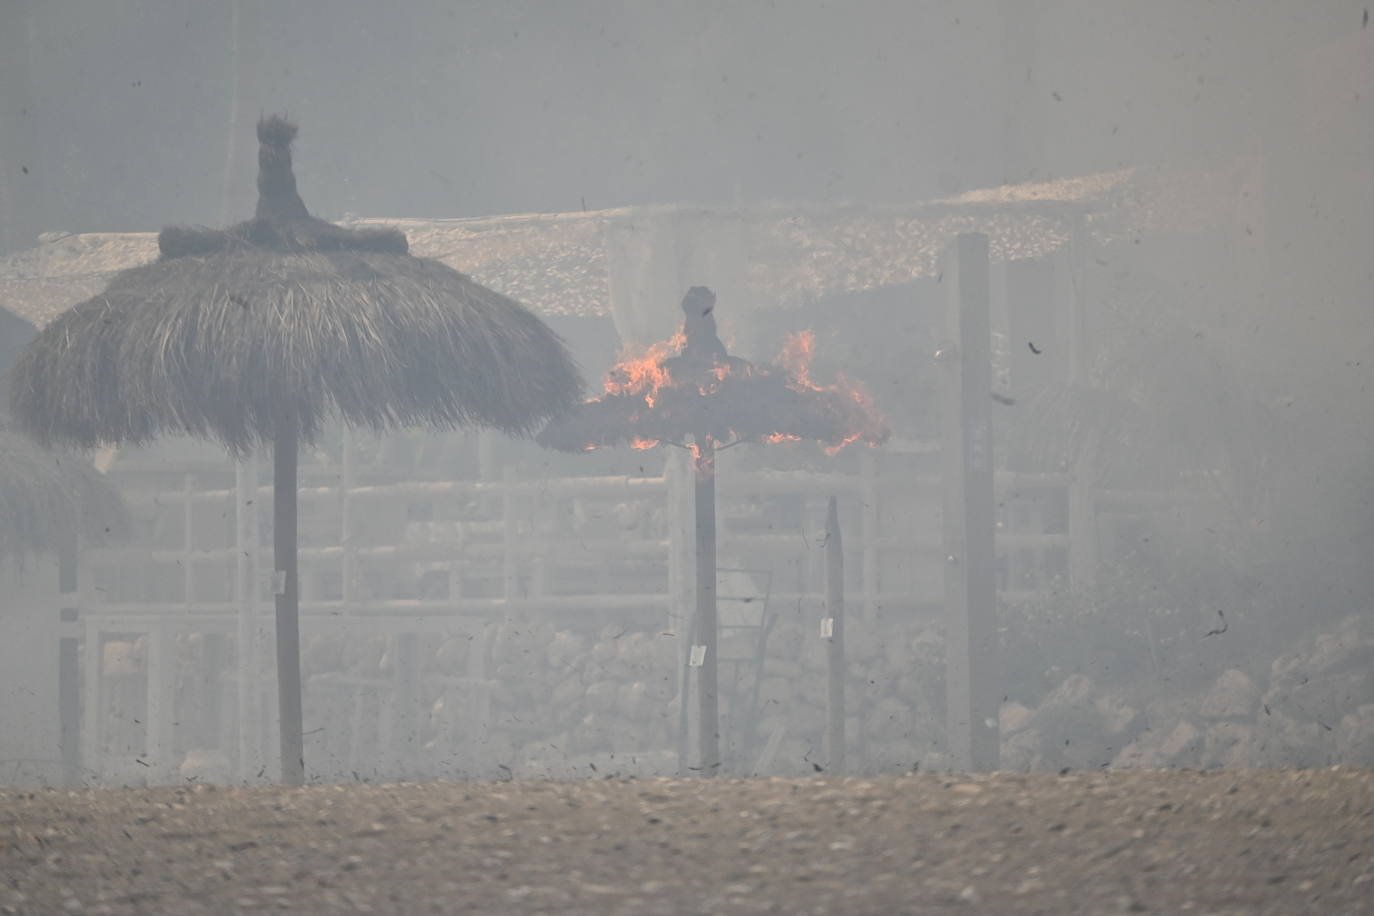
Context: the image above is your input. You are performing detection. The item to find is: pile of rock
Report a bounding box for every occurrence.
[998,613,1374,771]
[750,616,947,775]
[494,623,681,771]
[299,609,1372,779]
[425,612,951,778]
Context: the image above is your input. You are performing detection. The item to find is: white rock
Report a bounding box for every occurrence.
[1000,701,1035,735]
[1199,669,1260,720]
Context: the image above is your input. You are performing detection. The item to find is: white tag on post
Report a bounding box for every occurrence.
[688,645,707,667]
[820,618,835,639]
[273,570,287,596]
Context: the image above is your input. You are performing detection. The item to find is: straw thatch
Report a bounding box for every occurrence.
[536,365,888,452]
[538,287,888,452]
[0,158,1259,331]
[9,117,583,453]
[0,424,129,566]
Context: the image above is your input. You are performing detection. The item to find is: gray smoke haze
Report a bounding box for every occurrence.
[1,3,1358,221]
[2,0,1373,787]
[6,2,1369,360]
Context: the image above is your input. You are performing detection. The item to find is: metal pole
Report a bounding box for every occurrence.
[273,415,304,785]
[940,232,1000,772]
[824,496,846,774]
[693,436,720,776]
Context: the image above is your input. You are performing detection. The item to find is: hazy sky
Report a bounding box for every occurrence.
[3,0,1364,246]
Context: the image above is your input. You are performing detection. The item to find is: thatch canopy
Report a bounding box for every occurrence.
[538,287,888,453]
[9,117,583,453]
[5,114,584,786]
[0,424,129,566]
[536,365,888,452]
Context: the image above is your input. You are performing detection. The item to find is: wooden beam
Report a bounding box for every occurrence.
[940,232,1001,772]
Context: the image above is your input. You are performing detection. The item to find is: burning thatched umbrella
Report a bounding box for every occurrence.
[538,286,886,774]
[9,116,583,785]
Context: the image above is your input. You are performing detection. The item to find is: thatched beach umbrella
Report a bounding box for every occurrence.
[0,423,128,786]
[9,116,583,784]
[0,423,128,567]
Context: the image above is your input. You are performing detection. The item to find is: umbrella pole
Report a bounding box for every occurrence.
[273,414,305,785]
[694,436,720,775]
[824,495,846,774]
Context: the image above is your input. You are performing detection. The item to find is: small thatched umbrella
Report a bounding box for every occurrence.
[0,423,129,568]
[9,116,583,784]
[0,422,128,786]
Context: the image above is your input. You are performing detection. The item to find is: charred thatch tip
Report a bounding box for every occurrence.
[257,115,298,149]
[682,286,716,315]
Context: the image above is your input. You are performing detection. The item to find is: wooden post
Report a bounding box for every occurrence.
[273,414,304,785]
[859,450,879,622]
[81,620,101,783]
[823,496,846,774]
[1063,215,1097,589]
[940,233,1000,772]
[665,447,694,775]
[502,465,518,603]
[144,620,171,776]
[391,633,420,776]
[340,428,357,607]
[693,437,720,776]
[183,473,195,609]
[235,453,261,780]
[58,530,80,785]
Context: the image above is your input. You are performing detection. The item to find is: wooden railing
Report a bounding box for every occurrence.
[67,433,1200,783]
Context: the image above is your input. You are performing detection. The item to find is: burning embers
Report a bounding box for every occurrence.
[537,286,888,457]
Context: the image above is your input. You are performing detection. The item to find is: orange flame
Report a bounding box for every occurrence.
[689,441,714,478]
[776,330,816,390]
[602,327,686,408]
[776,331,885,453]
[582,323,883,457]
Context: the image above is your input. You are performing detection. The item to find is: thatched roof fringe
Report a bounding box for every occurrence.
[10,251,583,454]
[11,112,582,455]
